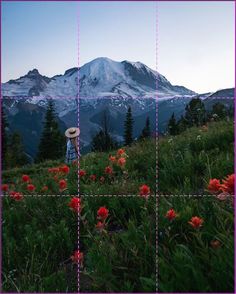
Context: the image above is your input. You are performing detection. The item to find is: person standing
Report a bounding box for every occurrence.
[65,127,80,163]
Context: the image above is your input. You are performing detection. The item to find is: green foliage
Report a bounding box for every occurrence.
[1,106,9,169]
[7,132,29,168]
[1,107,28,170]
[139,116,151,139]
[91,111,118,152]
[159,120,234,194]
[168,113,179,135]
[2,160,78,195]
[159,196,234,292]
[81,138,156,194]
[80,196,156,292]
[2,197,77,292]
[185,98,207,127]
[124,106,134,145]
[211,102,227,120]
[37,100,65,162]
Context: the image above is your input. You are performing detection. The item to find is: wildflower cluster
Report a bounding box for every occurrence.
[1,164,73,197]
[207,174,234,200]
[165,208,203,229]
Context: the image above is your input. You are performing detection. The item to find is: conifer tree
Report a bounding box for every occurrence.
[140,116,151,139]
[177,115,188,133]
[211,102,227,120]
[1,106,9,169]
[185,98,206,127]
[8,132,28,168]
[168,113,179,136]
[91,111,117,152]
[124,106,134,145]
[37,99,64,162]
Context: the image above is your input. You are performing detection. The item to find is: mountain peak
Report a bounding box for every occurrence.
[27,69,41,76]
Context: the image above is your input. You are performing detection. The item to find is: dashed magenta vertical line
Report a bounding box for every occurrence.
[234,1,236,292]
[0,0,3,290]
[155,1,159,293]
[77,1,80,293]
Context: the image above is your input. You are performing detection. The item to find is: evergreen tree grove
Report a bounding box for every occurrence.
[37,100,65,162]
[124,106,134,145]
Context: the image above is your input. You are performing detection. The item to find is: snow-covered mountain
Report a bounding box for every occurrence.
[2,57,196,98]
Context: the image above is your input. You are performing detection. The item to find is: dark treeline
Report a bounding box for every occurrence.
[91,106,152,152]
[2,100,65,170]
[167,98,233,136]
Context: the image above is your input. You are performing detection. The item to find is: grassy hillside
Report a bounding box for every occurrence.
[159,119,234,194]
[1,119,234,292]
[80,138,156,195]
[2,196,78,292]
[2,119,234,196]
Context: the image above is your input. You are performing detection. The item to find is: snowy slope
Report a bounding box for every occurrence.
[2,57,196,98]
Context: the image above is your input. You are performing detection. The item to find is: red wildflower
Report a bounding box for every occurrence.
[100,176,105,183]
[208,178,221,194]
[1,184,9,192]
[105,166,113,175]
[27,184,36,192]
[71,250,84,264]
[48,167,60,173]
[22,174,30,183]
[68,197,81,213]
[42,186,48,192]
[59,179,67,191]
[117,157,126,167]
[139,184,150,198]
[90,174,96,181]
[10,191,23,201]
[109,156,116,162]
[165,209,177,221]
[188,216,204,229]
[79,170,86,177]
[72,160,79,166]
[54,175,59,182]
[60,165,70,174]
[210,240,221,249]
[117,148,125,156]
[221,174,234,195]
[95,221,105,230]
[97,206,109,221]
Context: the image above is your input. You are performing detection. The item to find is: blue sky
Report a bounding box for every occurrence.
[1,1,78,82]
[1,1,235,93]
[158,1,235,93]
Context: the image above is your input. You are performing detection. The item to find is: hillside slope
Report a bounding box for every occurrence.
[2,119,234,196]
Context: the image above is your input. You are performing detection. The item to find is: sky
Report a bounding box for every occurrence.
[158,1,235,93]
[1,1,235,93]
[1,1,78,82]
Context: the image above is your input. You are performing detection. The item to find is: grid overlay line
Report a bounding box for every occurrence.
[155,2,159,292]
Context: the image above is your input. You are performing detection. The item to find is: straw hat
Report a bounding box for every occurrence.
[65,127,80,138]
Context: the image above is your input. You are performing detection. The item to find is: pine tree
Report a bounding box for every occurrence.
[140,116,151,139]
[1,106,9,169]
[8,132,28,168]
[37,99,65,162]
[168,113,179,136]
[177,115,188,133]
[211,102,227,120]
[91,111,117,152]
[124,106,134,145]
[185,98,206,127]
